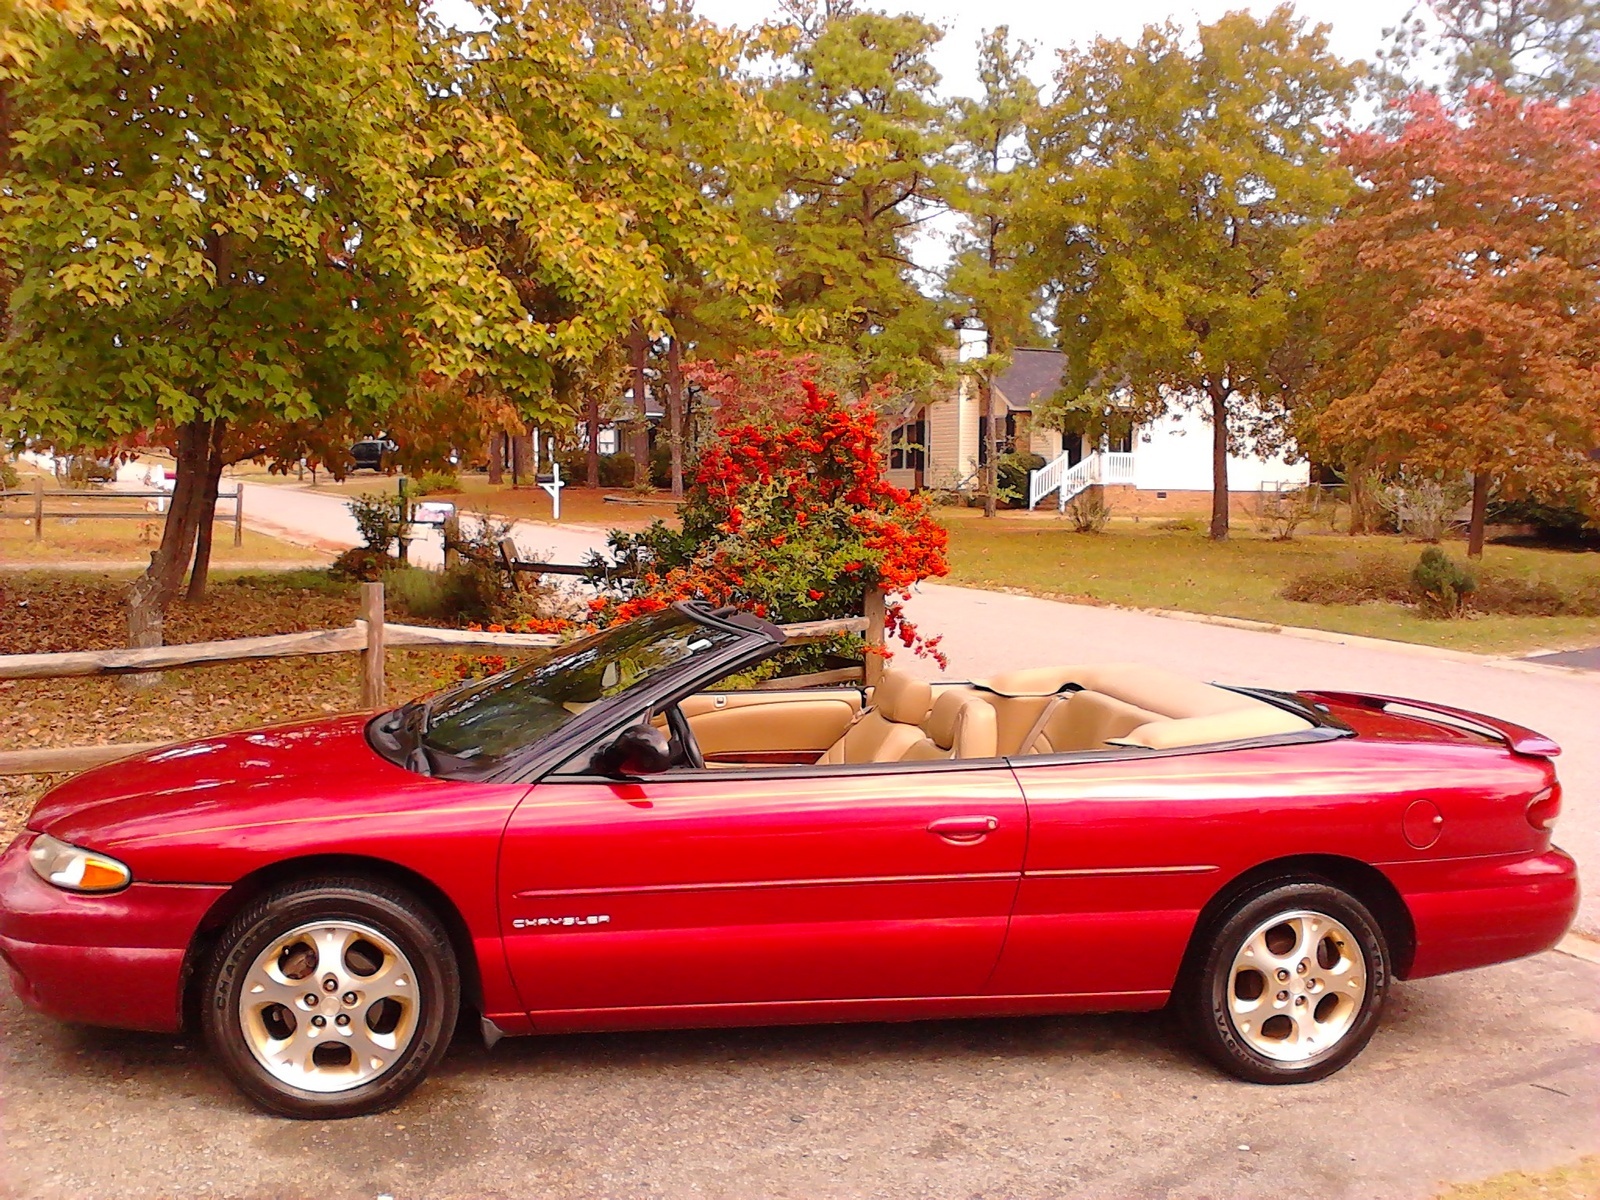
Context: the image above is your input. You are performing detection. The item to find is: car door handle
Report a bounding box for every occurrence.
[928,815,999,843]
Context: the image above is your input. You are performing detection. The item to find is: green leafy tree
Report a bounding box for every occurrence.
[1020,6,1358,539]
[754,1,955,398]
[945,27,1043,517]
[0,0,500,646]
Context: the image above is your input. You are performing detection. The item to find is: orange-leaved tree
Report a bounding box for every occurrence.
[1307,86,1600,555]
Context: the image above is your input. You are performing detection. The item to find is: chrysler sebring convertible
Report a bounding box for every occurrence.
[0,602,1578,1118]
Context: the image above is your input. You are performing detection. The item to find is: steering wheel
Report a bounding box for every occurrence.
[664,703,705,770]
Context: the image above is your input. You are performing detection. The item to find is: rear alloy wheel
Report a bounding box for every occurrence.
[1187,881,1389,1084]
[201,878,459,1118]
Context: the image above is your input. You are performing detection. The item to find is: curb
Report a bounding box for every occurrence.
[1556,932,1600,964]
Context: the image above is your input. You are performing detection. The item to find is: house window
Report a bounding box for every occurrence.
[889,419,926,472]
[598,428,618,455]
[1108,428,1133,454]
[977,413,1018,464]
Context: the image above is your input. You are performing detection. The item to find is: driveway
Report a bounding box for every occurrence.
[2,496,1594,1198]
[2,952,1596,1200]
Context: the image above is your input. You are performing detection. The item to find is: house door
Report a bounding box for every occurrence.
[1066,434,1084,467]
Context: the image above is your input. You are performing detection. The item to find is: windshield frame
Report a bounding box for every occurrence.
[367,602,784,783]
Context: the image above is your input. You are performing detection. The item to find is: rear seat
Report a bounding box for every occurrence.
[978,662,1313,753]
[1021,691,1164,754]
[901,691,998,761]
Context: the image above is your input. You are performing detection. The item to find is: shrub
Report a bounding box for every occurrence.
[649,444,674,490]
[1411,547,1476,615]
[347,493,400,554]
[598,452,635,489]
[589,380,949,667]
[1377,471,1471,542]
[1280,557,1415,606]
[1254,486,1319,541]
[1064,488,1113,533]
[0,459,19,491]
[994,451,1046,508]
[413,470,459,497]
[328,547,390,582]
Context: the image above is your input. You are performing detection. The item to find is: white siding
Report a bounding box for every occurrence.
[1131,404,1308,493]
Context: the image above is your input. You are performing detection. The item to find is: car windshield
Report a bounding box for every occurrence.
[419,608,742,764]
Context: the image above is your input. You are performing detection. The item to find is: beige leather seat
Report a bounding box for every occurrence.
[817,669,932,764]
[901,692,998,761]
[1022,691,1165,754]
[988,662,1313,753]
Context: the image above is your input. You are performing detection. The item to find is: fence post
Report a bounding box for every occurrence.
[32,478,43,541]
[360,582,386,709]
[233,482,245,547]
[863,588,886,688]
[442,515,460,570]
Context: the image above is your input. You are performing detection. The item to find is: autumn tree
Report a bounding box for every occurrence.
[1306,87,1600,557]
[945,27,1042,517]
[1019,7,1357,539]
[1375,0,1600,101]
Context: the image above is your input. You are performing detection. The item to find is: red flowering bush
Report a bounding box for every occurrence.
[591,380,949,666]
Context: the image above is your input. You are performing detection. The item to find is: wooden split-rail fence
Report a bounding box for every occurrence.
[0,478,247,545]
[0,582,881,777]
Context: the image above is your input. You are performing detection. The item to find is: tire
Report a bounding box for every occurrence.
[1183,881,1389,1084]
[201,877,460,1119]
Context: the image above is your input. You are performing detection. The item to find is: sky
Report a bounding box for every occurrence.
[688,0,1414,98]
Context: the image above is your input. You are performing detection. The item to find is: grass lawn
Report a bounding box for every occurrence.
[1436,1157,1599,1200]
[940,509,1600,656]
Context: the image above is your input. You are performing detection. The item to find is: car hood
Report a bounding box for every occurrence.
[28,714,408,849]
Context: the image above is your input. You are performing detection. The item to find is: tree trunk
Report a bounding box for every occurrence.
[487,430,503,485]
[585,391,601,488]
[185,420,227,601]
[628,322,650,490]
[1467,470,1490,559]
[511,433,533,486]
[666,334,684,500]
[980,372,997,519]
[1207,384,1231,541]
[123,417,210,684]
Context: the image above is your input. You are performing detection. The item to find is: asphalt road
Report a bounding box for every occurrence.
[2,951,1597,1200]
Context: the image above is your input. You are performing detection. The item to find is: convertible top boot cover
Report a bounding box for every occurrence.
[817,670,933,764]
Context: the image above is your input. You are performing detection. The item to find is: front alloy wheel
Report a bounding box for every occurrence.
[1187,881,1389,1084]
[202,878,459,1118]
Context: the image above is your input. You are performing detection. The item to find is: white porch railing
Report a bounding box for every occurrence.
[1028,451,1135,511]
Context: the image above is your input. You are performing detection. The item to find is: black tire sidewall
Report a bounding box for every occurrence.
[1190,881,1390,1084]
[202,880,459,1119]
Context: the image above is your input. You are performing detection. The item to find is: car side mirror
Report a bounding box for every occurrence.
[594,724,672,778]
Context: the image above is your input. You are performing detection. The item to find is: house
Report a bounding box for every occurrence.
[885,333,1309,513]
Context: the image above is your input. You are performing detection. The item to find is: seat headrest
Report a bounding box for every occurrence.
[949,700,997,759]
[872,670,933,726]
[923,690,969,749]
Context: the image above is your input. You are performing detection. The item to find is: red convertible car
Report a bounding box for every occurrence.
[0,603,1578,1118]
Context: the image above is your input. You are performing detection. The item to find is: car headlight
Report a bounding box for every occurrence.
[27,834,132,893]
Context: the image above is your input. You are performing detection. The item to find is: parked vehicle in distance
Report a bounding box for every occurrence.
[0,603,1577,1118]
[347,438,396,473]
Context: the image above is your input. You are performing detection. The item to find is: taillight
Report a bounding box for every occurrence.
[1527,784,1562,831]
